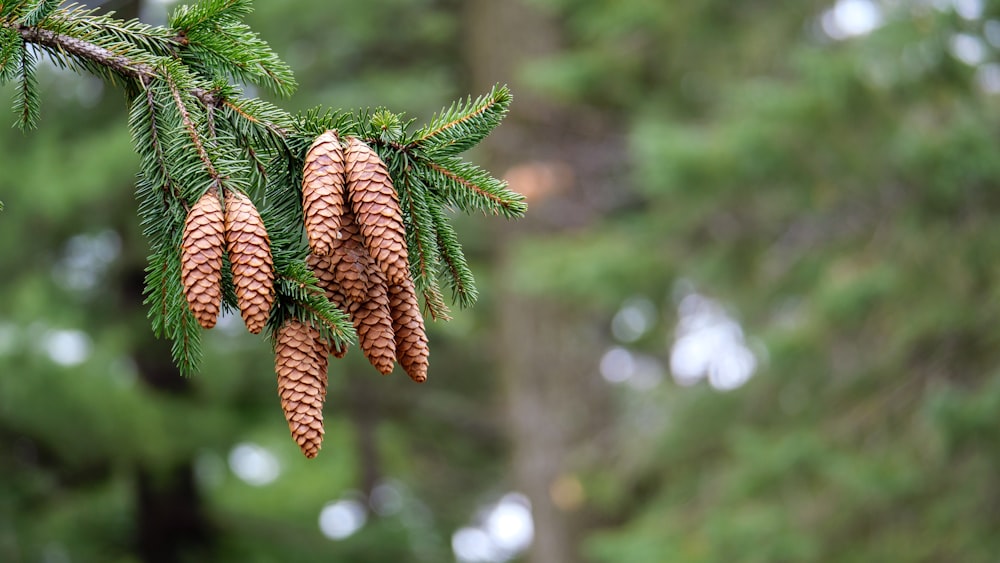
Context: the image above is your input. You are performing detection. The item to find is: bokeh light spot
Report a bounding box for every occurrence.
[228,442,280,486]
[43,329,90,367]
[319,499,367,540]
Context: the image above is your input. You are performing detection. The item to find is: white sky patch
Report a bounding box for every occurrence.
[43,329,91,366]
[600,347,635,384]
[936,0,985,20]
[821,0,883,40]
[319,499,368,540]
[949,33,987,65]
[453,492,534,563]
[484,494,534,554]
[669,292,757,391]
[228,442,280,486]
[453,527,501,563]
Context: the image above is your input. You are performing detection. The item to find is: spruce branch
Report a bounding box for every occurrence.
[411,84,512,156]
[0,0,524,376]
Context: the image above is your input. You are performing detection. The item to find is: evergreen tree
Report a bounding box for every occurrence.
[513,1,1000,561]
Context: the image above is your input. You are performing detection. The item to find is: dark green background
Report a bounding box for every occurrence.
[2,1,1000,561]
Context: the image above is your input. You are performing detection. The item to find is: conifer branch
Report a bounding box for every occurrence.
[1,0,524,375]
[14,22,218,105]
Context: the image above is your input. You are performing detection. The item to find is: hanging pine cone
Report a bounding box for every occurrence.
[181,189,225,329]
[388,277,429,383]
[275,318,328,458]
[224,190,274,334]
[302,130,347,256]
[350,272,397,375]
[344,137,410,284]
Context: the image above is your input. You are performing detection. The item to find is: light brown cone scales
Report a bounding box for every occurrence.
[350,273,397,375]
[302,131,347,256]
[275,318,328,458]
[388,277,430,383]
[306,219,396,375]
[306,252,342,303]
[344,137,410,284]
[224,190,274,334]
[306,218,373,304]
[301,255,350,361]
[306,250,396,375]
[181,189,225,329]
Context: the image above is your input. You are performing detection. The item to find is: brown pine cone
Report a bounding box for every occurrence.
[306,234,395,375]
[303,256,350,362]
[306,251,340,304]
[224,190,274,334]
[344,137,410,284]
[350,281,397,375]
[306,218,372,305]
[181,189,225,329]
[302,131,347,256]
[388,277,429,383]
[275,318,328,458]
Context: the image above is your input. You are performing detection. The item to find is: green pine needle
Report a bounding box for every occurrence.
[12,44,39,130]
[413,155,527,219]
[429,203,478,309]
[0,27,21,83]
[412,84,512,156]
[18,0,60,27]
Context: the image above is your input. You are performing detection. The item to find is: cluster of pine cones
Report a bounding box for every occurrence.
[181,188,275,335]
[178,131,429,459]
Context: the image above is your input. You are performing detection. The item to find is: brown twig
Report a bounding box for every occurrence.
[16,25,219,106]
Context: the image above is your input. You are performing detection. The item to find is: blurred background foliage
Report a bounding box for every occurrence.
[3,0,1000,562]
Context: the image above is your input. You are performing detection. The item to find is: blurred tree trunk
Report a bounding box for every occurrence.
[463,2,621,561]
[123,259,211,562]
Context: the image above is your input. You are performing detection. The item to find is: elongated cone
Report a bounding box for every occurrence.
[224,190,274,334]
[388,277,429,383]
[350,269,397,375]
[302,131,347,256]
[344,137,410,284]
[275,318,328,458]
[181,190,225,329]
